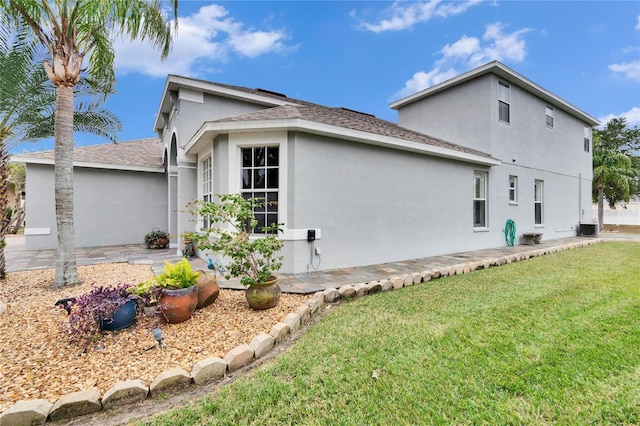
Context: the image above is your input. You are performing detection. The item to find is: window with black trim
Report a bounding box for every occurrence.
[241,146,279,234]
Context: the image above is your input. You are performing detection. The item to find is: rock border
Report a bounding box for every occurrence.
[0,239,603,425]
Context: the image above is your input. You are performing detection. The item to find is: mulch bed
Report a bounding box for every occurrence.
[0,263,310,413]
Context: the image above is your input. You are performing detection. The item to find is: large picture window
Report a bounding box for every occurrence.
[241,146,279,234]
[534,179,544,225]
[498,81,510,123]
[474,171,488,228]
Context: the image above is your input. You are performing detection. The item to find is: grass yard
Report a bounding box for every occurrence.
[140,242,640,425]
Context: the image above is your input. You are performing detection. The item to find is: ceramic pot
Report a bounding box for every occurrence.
[196,274,219,309]
[100,299,137,331]
[158,286,198,324]
[245,276,281,310]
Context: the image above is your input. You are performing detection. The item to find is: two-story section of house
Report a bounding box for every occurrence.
[391,61,599,242]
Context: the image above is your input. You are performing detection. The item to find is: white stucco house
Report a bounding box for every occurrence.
[14,61,599,274]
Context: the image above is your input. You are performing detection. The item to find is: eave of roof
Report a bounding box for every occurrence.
[389,61,600,127]
[185,110,501,167]
[153,75,299,133]
[10,138,164,172]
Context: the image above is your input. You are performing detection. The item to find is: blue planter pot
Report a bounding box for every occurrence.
[100,299,137,331]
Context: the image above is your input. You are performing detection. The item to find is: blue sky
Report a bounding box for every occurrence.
[16,0,640,153]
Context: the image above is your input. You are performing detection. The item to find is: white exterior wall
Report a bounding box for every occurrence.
[24,164,167,250]
[396,73,593,243]
[159,90,268,251]
[189,130,502,274]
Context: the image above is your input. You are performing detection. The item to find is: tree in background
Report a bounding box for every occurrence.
[1,0,178,286]
[592,117,640,230]
[0,21,122,279]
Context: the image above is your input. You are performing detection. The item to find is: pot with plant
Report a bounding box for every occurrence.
[144,228,169,249]
[59,283,137,346]
[129,280,162,317]
[154,258,201,323]
[190,193,284,310]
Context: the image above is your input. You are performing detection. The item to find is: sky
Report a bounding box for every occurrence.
[14,0,640,153]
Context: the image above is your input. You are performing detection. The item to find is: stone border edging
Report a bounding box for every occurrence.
[0,239,603,425]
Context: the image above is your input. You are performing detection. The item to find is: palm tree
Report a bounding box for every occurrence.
[0,21,122,279]
[592,148,638,231]
[1,0,178,286]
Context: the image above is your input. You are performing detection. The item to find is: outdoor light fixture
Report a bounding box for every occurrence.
[152,328,163,349]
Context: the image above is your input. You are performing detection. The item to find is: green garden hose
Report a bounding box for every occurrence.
[505,219,516,247]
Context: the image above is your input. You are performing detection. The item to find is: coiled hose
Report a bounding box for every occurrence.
[505,219,516,247]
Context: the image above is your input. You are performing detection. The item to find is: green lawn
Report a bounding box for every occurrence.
[141,242,640,425]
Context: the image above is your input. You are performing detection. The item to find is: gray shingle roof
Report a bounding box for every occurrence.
[214,104,495,160]
[15,138,163,169]
[164,75,497,161]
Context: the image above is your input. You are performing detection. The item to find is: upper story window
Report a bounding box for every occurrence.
[534,179,544,226]
[474,171,488,228]
[241,146,279,234]
[545,106,554,128]
[509,175,518,204]
[498,81,510,124]
[202,156,212,228]
[584,126,591,153]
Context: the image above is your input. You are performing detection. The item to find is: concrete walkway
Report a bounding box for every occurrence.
[4,233,636,294]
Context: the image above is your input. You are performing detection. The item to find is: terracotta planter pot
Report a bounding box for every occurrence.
[158,286,198,324]
[196,274,219,309]
[245,276,281,310]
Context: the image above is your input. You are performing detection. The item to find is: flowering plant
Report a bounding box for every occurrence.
[60,283,136,346]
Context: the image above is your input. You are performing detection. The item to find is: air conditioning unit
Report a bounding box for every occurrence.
[579,223,598,237]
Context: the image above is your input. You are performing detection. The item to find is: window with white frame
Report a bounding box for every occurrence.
[241,146,279,234]
[202,156,212,228]
[498,81,510,123]
[474,171,488,228]
[584,126,590,153]
[545,106,554,128]
[534,179,544,225]
[509,175,518,203]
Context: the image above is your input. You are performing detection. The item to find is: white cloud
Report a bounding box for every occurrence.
[392,67,459,100]
[113,4,292,78]
[356,0,482,33]
[608,61,640,82]
[391,22,531,101]
[228,31,286,58]
[636,15,640,30]
[598,107,640,128]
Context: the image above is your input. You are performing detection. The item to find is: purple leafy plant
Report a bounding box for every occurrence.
[60,283,136,346]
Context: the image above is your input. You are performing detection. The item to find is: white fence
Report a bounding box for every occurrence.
[592,202,640,226]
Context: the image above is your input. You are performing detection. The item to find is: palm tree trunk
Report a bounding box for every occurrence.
[597,183,605,232]
[53,85,78,286]
[0,145,9,279]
